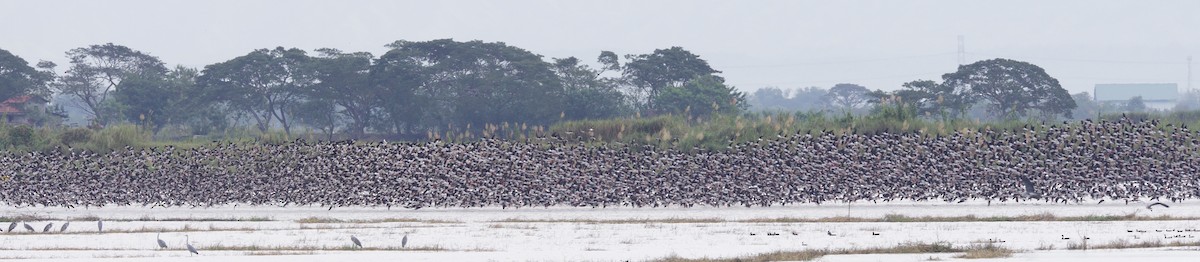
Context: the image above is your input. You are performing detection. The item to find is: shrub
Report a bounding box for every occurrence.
[59,128,93,145]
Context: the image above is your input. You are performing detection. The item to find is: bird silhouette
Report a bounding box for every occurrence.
[157,233,168,249]
[7,221,16,232]
[1147,202,1170,211]
[42,223,53,232]
[402,234,408,248]
[185,235,199,255]
[23,223,34,232]
[97,220,103,232]
[60,222,69,232]
[350,235,362,248]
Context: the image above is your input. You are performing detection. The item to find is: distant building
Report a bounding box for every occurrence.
[0,95,63,126]
[1094,83,1178,110]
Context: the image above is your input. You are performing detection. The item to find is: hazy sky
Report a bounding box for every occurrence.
[2,0,1198,95]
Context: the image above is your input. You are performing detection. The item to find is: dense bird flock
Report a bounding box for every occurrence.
[1,117,1198,209]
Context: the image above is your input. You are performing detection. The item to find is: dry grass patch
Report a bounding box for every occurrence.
[492,217,724,223]
[200,244,451,251]
[246,250,317,256]
[650,242,985,262]
[0,215,273,222]
[295,217,459,224]
[953,244,1014,259]
[1072,239,1200,250]
[486,223,538,229]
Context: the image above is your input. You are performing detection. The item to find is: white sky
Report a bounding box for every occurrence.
[2,0,1198,94]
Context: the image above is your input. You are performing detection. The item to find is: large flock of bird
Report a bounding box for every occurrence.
[0,117,1197,209]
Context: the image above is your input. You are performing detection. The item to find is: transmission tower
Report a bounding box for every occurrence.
[957,35,966,65]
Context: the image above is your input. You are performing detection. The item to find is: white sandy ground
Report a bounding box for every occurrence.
[0,200,1197,261]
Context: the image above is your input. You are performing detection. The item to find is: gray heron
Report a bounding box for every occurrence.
[350,235,362,248]
[157,233,168,249]
[185,235,199,255]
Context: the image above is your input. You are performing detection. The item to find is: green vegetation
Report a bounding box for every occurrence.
[3,41,1197,153]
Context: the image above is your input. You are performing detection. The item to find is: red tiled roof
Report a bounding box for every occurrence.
[0,104,20,114]
[0,95,44,115]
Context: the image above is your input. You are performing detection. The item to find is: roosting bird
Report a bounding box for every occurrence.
[402,234,408,248]
[60,222,69,232]
[1147,202,1171,211]
[23,223,34,232]
[42,223,53,232]
[7,222,15,232]
[350,235,362,248]
[97,220,103,232]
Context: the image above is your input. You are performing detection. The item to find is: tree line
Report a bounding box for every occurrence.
[1,40,748,139]
[1,40,1084,140]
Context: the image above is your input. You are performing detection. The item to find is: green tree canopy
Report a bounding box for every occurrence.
[114,66,203,133]
[622,47,721,110]
[942,58,1075,119]
[309,48,376,137]
[199,47,314,134]
[0,48,53,104]
[823,83,871,113]
[553,56,629,120]
[56,43,167,126]
[375,39,565,133]
[652,75,746,117]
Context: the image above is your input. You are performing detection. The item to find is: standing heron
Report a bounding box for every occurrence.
[23,223,34,232]
[402,234,408,248]
[59,222,69,232]
[157,233,168,249]
[7,221,15,232]
[42,223,53,232]
[185,235,199,255]
[97,220,103,232]
[350,235,362,248]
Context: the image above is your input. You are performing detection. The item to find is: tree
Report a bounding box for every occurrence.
[895,79,975,118]
[749,87,789,111]
[1126,96,1147,112]
[293,99,339,140]
[1070,92,1099,120]
[309,48,377,138]
[942,58,1075,119]
[553,57,629,120]
[375,39,565,133]
[0,48,53,104]
[199,47,314,135]
[55,43,167,126]
[823,83,871,113]
[622,47,721,110]
[114,66,203,133]
[652,75,746,117]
